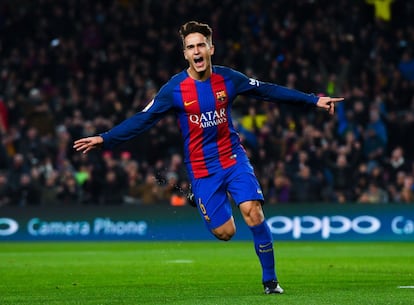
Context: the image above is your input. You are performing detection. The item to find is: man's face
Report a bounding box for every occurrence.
[183,32,214,79]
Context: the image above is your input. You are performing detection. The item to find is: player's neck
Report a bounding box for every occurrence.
[187,67,212,82]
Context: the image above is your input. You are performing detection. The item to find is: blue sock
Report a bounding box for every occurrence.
[249,221,277,283]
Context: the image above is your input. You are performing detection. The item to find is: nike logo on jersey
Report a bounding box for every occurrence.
[184,100,197,107]
[259,242,272,248]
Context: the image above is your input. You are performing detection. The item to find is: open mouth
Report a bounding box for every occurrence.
[194,56,204,68]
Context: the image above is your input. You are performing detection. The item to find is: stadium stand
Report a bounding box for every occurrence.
[0,0,413,205]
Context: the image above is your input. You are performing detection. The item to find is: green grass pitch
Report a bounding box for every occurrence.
[0,241,413,305]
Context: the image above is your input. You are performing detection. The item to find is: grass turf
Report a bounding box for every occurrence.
[0,241,413,305]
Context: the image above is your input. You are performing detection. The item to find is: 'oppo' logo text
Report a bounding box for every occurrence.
[267,215,381,239]
[0,218,19,236]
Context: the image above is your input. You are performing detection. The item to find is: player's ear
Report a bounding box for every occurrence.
[183,48,188,60]
[210,44,215,56]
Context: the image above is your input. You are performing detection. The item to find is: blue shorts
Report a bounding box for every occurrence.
[191,160,264,231]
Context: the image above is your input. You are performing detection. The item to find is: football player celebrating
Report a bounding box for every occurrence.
[74,21,343,294]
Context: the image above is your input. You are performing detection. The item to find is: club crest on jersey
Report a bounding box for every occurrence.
[215,90,227,103]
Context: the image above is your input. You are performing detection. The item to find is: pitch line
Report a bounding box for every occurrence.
[397,286,414,289]
[165,259,194,264]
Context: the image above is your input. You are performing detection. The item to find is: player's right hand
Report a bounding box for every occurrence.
[73,136,104,154]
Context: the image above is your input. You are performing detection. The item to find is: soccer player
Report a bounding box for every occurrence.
[73,21,343,294]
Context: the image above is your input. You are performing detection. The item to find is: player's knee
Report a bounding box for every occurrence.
[212,225,236,241]
[213,230,235,241]
[249,213,264,226]
[212,217,236,241]
[240,201,265,227]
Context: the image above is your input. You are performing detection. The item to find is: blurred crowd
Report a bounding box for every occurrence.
[0,0,413,207]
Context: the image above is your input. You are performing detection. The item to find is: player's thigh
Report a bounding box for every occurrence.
[226,161,264,206]
[192,174,233,231]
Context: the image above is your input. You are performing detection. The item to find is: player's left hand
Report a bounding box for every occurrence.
[316,97,344,115]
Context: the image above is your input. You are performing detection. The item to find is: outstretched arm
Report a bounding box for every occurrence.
[73,136,104,154]
[227,67,344,109]
[73,82,174,153]
[316,97,344,115]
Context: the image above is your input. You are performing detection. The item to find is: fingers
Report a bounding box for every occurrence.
[82,147,92,154]
[73,143,88,153]
[329,97,344,103]
[73,136,103,154]
[317,96,343,116]
[73,138,94,153]
[327,97,344,115]
[326,100,336,115]
[328,103,334,115]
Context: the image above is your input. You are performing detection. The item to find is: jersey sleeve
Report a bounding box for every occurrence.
[100,83,173,149]
[228,68,319,105]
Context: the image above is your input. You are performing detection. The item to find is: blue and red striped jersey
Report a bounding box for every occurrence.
[100,66,318,179]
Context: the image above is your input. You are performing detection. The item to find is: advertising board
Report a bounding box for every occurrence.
[0,204,413,241]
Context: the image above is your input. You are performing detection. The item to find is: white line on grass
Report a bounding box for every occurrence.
[397,286,414,289]
[165,259,194,264]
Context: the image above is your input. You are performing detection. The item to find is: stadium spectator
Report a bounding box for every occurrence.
[161,171,182,205]
[353,162,370,201]
[122,159,143,205]
[400,175,414,203]
[7,154,30,201]
[56,171,81,205]
[383,146,411,183]
[40,171,60,206]
[132,171,164,205]
[101,168,125,205]
[324,153,355,203]
[357,181,389,204]
[0,171,12,207]
[291,165,322,203]
[267,172,292,205]
[12,173,41,206]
